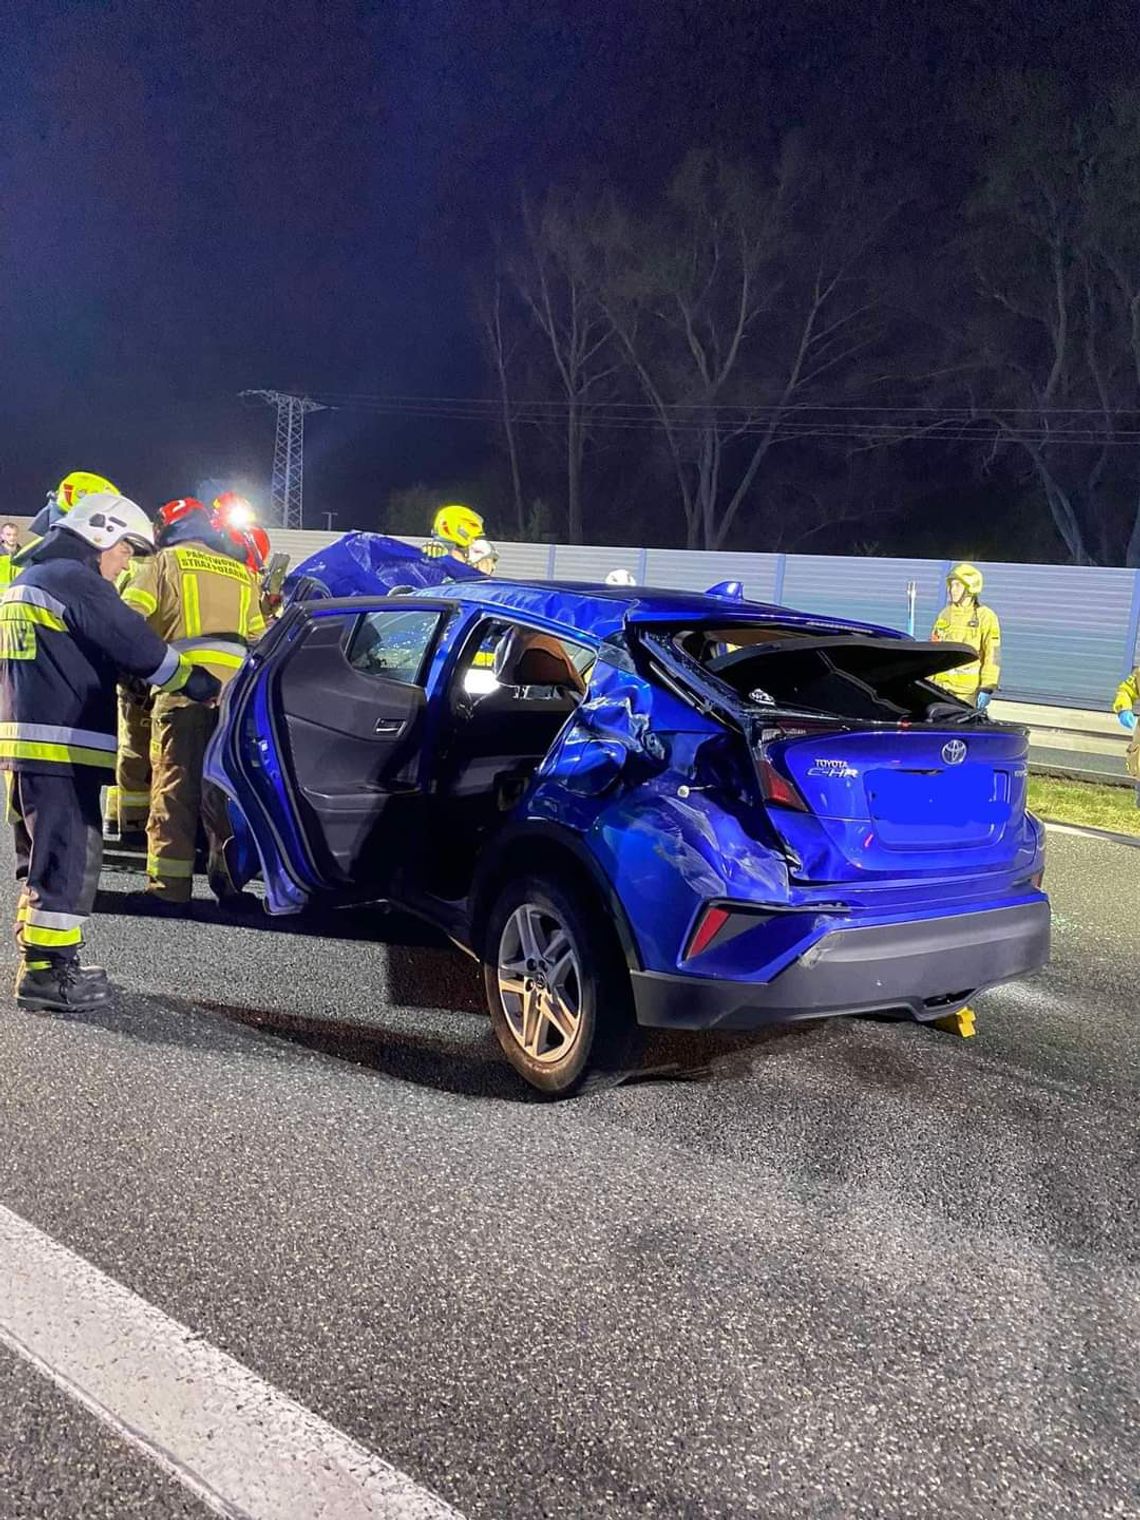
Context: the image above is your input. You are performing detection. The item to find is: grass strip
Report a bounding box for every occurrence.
[1028,774,1140,837]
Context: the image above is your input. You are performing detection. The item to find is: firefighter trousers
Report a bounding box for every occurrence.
[106,686,153,833]
[147,698,231,902]
[8,769,104,967]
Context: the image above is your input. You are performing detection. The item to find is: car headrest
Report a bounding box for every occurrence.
[493,629,586,693]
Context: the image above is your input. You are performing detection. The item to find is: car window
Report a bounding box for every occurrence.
[346,609,442,685]
[457,619,594,696]
[567,641,596,679]
[462,623,506,695]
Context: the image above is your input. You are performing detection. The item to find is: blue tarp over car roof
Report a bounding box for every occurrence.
[284,534,901,642]
[284,531,484,600]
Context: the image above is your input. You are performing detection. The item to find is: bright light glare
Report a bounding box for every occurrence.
[463,668,499,696]
[226,503,254,529]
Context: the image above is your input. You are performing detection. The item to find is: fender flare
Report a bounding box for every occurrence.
[470,820,644,972]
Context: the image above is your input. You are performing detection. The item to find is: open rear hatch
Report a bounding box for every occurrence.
[638,622,1031,882]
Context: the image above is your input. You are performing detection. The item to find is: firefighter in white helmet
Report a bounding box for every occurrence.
[22,470,120,551]
[0,495,220,1011]
[468,537,499,575]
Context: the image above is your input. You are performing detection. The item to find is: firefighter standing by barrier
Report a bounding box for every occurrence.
[423,504,485,562]
[1112,667,1140,779]
[930,562,1002,708]
[0,524,22,591]
[121,500,266,907]
[0,494,220,1011]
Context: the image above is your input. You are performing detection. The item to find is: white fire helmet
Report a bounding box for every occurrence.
[468,537,499,569]
[605,567,637,586]
[61,493,156,555]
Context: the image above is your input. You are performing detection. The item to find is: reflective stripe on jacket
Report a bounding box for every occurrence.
[123,541,264,696]
[930,600,1001,699]
[122,541,264,696]
[0,535,190,774]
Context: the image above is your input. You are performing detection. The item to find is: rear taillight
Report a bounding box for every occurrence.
[756,750,808,811]
[684,904,731,960]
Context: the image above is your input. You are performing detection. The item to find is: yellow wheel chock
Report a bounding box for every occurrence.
[933,1006,976,1038]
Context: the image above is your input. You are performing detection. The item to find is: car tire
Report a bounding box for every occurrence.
[483,873,643,1098]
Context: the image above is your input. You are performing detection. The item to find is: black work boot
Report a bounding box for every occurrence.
[15,962,113,1012]
[208,842,261,915]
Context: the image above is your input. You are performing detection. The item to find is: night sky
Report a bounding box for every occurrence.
[3,0,1138,528]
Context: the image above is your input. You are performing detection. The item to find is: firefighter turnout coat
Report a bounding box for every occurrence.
[0,532,209,965]
[930,600,1002,702]
[0,534,199,775]
[121,541,266,687]
[120,539,264,898]
[1113,668,1140,779]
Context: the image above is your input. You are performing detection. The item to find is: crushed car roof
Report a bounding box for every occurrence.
[429,579,902,642]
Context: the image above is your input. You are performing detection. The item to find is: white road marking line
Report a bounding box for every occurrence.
[0,1203,463,1519]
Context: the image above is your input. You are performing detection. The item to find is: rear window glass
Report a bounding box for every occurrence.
[667,626,974,722]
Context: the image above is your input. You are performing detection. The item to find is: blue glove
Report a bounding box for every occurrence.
[1118,709,1137,732]
[976,690,991,710]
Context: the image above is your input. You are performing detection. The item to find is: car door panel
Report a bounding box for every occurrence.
[205,598,452,909]
[277,638,428,881]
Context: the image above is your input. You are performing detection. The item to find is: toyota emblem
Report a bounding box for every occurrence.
[942,739,967,766]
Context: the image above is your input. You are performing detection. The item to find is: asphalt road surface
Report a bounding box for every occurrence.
[0,828,1136,1519]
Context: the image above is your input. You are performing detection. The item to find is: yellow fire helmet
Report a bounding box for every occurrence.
[947,562,984,598]
[56,470,119,512]
[432,503,484,550]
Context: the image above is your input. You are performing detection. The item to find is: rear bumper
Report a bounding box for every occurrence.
[630,897,1050,1030]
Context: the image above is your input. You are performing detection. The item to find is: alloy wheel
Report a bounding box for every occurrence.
[497,902,584,1063]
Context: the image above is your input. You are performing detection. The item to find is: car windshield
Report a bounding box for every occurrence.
[665,624,975,722]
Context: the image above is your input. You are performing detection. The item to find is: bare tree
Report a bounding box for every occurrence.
[507,191,616,543]
[954,74,1140,565]
[598,146,897,550]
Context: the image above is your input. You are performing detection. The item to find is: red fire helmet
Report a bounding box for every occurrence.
[156,497,208,531]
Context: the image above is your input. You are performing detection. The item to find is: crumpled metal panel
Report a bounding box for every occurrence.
[283,531,484,601]
[515,654,795,974]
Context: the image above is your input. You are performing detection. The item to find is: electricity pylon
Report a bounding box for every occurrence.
[241,390,326,529]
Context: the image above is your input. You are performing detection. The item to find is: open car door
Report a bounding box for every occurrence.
[205,597,453,913]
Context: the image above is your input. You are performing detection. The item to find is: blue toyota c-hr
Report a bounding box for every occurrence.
[205,579,1050,1097]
